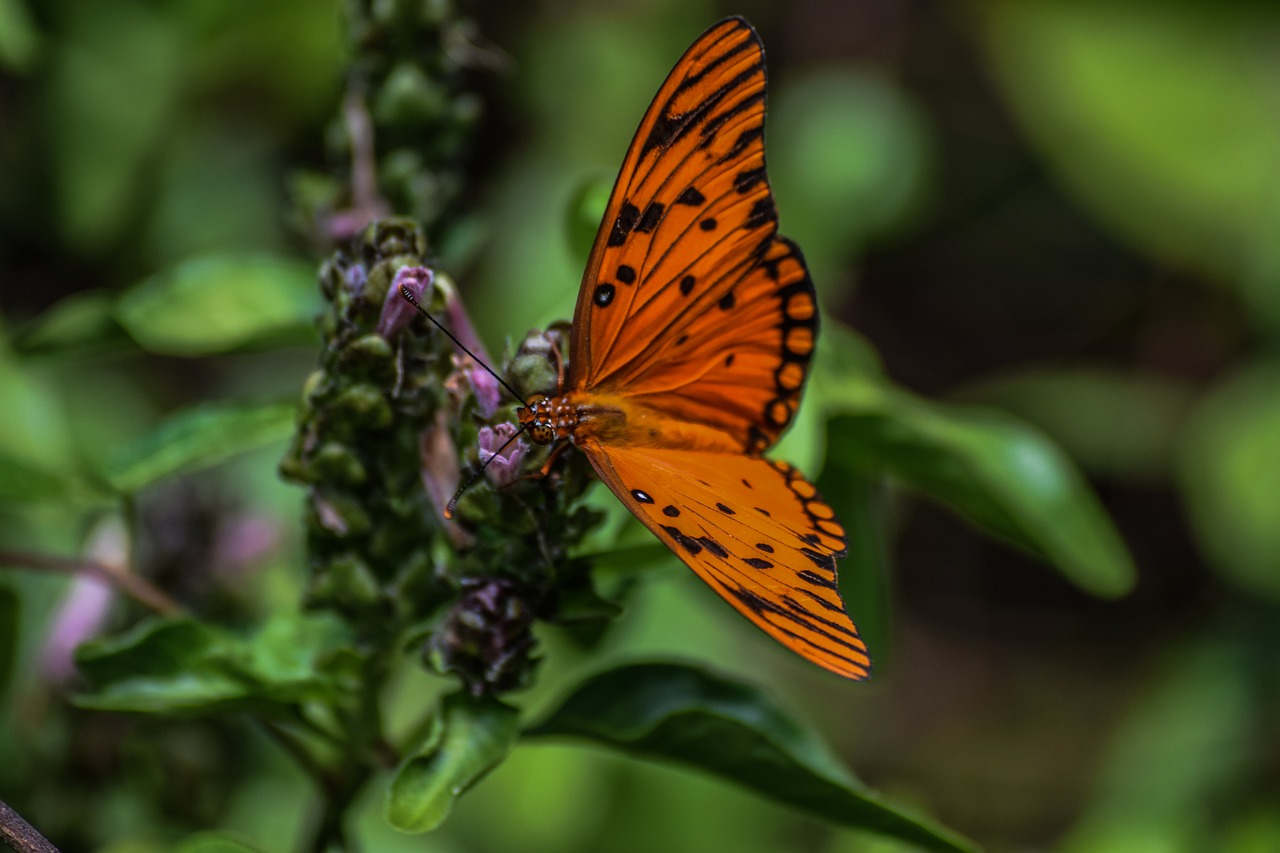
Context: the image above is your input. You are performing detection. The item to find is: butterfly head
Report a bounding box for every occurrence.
[517,394,557,445]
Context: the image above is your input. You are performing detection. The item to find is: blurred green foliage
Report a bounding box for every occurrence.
[1,0,1279,851]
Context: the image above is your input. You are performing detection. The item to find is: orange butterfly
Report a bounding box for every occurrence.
[515,17,871,680]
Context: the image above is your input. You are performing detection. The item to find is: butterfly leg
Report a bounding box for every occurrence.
[524,440,570,481]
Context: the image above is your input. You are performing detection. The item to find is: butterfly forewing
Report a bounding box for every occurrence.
[571,18,810,453]
[617,236,817,454]
[585,443,870,680]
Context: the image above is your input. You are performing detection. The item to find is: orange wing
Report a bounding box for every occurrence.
[584,442,871,680]
[569,17,813,455]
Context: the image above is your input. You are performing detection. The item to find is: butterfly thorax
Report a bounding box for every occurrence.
[517,391,744,453]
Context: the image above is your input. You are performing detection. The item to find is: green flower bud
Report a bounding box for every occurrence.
[309,552,381,609]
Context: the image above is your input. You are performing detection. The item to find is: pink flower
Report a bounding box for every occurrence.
[39,522,125,684]
[376,266,434,338]
[41,576,113,684]
[477,423,528,488]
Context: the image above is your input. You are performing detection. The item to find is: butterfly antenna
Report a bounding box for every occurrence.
[444,425,530,519]
[399,284,525,403]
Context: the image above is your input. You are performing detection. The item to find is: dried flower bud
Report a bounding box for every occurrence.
[429,578,538,696]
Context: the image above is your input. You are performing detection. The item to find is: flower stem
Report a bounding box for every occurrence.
[0,799,61,853]
[0,549,183,616]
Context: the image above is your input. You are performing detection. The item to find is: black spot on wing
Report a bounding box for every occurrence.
[662,505,680,517]
[636,202,664,233]
[617,265,636,284]
[800,548,835,570]
[700,88,765,148]
[798,588,845,613]
[644,55,763,156]
[717,125,764,164]
[700,218,718,231]
[782,595,860,638]
[797,569,839,590]
[698,537,729,559]
[662,524,702,556]
[734,167,767,193]
[743,557,773,569]
[675,30,756,95]
[676,187,705,206]
[594,284,616,307]
[715,503,735,515]
[680,275,696,295]
[725,585,868,660]
[631,489,654,504]
[745,197,777,229]
[608,202,640,247]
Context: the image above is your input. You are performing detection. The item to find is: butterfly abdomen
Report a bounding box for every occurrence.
[520,391,750,454]
[566,391,749,454]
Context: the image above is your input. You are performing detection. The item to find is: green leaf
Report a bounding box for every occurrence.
[1177,363,1280,599]
[817,463,892,673]
[105,400,297,494]
[12,289,133,358]
[174,832,267,853]
[115,254,319,355]
[960,367,1195,481]
[828,404,1133,598]
[74,613,357,715]
[233,612,359,705]
[387,691,520,833]
[815,325,1135,598]
[0,450,80,503]
[74,618,251,714]
[526,662,977,853]
[0,585,18,701]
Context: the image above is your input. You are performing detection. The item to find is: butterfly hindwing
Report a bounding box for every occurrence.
[584,441,871,680]
[570,18,812,453]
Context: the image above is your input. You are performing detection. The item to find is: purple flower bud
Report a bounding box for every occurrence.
[212,514,282,576]
[477,423,528,488]
[468,365,503,419]
[441,281,491,365]
[376,266,434,339]
[421,413,474,548]
[345,264,367,296]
